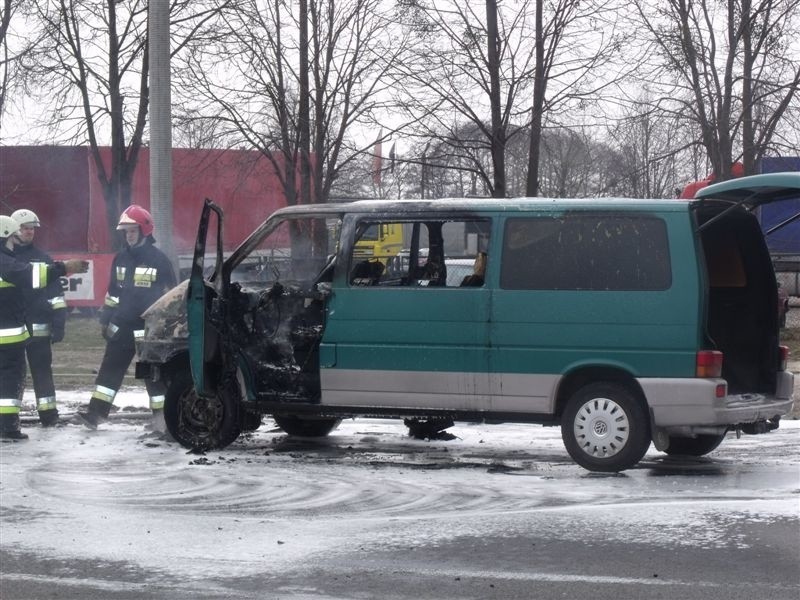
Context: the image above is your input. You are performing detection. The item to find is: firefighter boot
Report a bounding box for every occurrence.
[146,408,167,434]
[76,398,112,430]
[0,414,29,441]
[141,409,174,442]
[39,409,60,428]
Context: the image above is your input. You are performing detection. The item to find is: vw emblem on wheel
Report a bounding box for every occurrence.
[593,420,608,436]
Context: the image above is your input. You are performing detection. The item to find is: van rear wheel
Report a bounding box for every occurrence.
[273,415,341,437]
[561,382,650,472]
[664,433,726,456]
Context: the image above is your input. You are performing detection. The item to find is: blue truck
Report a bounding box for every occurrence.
[759,157,800,296]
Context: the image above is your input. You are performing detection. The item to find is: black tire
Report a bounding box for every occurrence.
[561,382,651,472]
[273,415,340,437]
[164,367,241,450]
[664,433,726,456]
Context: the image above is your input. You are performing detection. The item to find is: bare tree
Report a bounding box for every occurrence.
[521,126,628,198]
[399,0,626,198]
[22,0,149,237]
[397,1,537,198]
[525,0,626,196]
[606,95,694,198]
[19,0,223,242]
[0,0,12,124]
[634,0,800,178]
[484,0,505,197]
[176,0,411,206]
[0,0,33,131]
[399,122,633,199]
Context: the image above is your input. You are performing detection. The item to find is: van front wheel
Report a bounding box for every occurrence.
[164,368,241,451]
[561,382,650,472]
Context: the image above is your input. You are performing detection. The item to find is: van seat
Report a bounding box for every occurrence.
[350,260,384,286]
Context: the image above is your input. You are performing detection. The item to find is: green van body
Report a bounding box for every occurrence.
[321,203,699,409]
[136,173,798,471]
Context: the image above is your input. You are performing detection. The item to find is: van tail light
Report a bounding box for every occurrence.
[779,345,789,371]
[696,350,723,378]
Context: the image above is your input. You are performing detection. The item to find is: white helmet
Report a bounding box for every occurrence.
[0,215,21,238]
[11,208,40,227]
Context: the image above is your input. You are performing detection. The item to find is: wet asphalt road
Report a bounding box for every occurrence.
[1,417,798,600]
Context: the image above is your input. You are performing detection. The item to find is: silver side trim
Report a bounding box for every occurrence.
[321,369,557,412]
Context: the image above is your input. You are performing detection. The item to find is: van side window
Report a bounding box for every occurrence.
[349,218,491,287]
[500,215,671,290]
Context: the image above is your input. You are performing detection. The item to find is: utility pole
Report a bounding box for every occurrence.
[420,143,430,199]
[149,0,176,273]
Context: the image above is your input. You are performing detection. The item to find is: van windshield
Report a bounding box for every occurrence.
[229,216,342,287]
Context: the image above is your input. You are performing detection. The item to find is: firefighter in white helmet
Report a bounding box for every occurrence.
[77,205,176,431]
[0,215,88,440]
[11,209,68,426]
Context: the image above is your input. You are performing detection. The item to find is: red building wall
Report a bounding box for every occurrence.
[0,145,290,306]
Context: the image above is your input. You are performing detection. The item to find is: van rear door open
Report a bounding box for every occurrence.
[694,172,800,233]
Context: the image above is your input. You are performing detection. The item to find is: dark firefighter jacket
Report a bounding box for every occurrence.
[0,246,67,345]
[13,243,67,338]
[100,239,176,331]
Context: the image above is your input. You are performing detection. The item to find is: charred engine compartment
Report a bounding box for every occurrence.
[224,281,327,403]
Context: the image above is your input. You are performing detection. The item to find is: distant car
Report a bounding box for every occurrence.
[778,283,789,328]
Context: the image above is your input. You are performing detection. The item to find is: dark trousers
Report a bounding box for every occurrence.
[90,325,165,416]
[95,327,138,396]
[0,344,26,432]
[25,336,56,403]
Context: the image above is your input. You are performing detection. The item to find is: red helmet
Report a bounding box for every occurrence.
[117,204,154,236]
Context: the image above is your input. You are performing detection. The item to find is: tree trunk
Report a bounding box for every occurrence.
[298,0,312,205]
[525,0,545,197]
[485,0,505,198]
[740,0,755,175]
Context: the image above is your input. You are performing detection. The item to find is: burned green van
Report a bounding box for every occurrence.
[136,173,797,472]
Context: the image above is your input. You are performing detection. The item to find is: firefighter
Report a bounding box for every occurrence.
[11,209,68,427]
[0,215,88,441]
[77,205,176,430]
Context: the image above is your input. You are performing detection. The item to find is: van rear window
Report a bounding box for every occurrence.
[501,215,671,290]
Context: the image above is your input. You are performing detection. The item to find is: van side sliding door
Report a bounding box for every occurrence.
[320,214,493,411]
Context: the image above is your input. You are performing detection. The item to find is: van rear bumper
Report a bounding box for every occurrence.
[639,371,795,428]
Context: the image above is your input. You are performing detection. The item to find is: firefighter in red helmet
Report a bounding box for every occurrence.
[77,205,176,431]
[0,215,88,440]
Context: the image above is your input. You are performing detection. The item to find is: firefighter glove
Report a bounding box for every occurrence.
[64,259,90,275]
[51,328,65,343]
